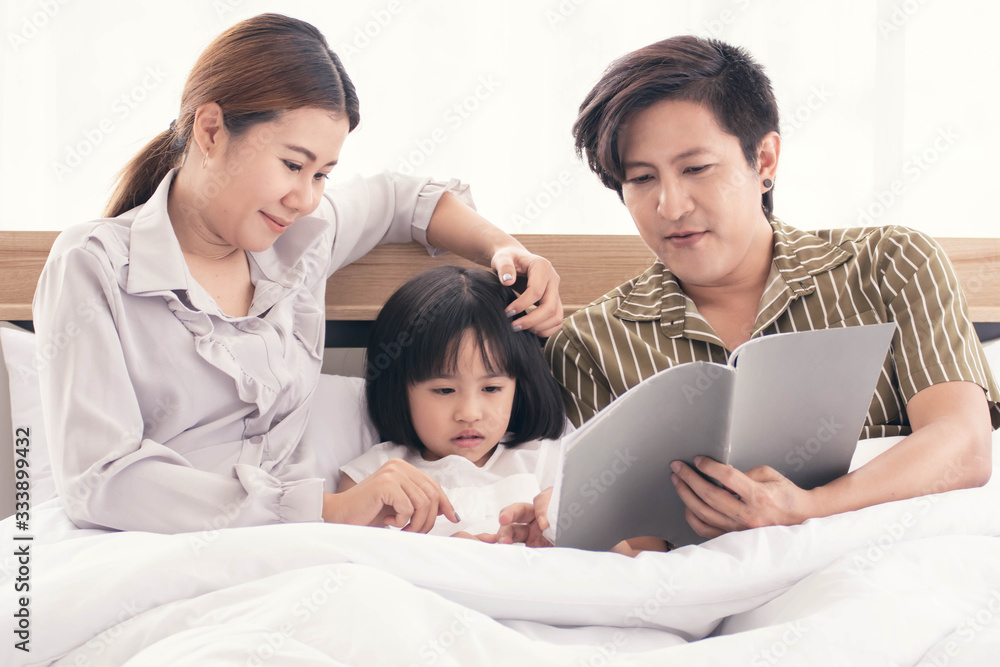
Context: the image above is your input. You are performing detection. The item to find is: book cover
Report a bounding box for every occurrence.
[552,323,897,551]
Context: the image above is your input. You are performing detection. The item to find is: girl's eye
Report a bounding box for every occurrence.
[483,386,504,394]
[432,387,455,395]
[627,174,653,184]
[314,172,330,181]
[283,160,302,173]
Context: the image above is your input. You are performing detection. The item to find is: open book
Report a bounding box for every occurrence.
[552,323,897,551]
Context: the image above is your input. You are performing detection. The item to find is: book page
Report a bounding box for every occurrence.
[727,323,896,489]
[555,362,734,551]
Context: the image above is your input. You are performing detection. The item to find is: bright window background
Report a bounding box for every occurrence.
[1,0,996,237]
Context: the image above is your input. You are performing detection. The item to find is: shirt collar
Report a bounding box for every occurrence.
[125,168,190,295]
[613,218,854,339]
[125,168,331,297]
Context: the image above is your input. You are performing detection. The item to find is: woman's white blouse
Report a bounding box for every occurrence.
[33,169,470,533]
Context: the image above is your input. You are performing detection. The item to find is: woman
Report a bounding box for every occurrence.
[34,13,562,534]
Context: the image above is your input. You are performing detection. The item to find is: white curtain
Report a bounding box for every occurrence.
[1,0,995,237]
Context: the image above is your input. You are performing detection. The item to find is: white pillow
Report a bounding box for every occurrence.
[0,328,379,499]
[306,374,380,491]
[983,337,1000,386]
[0,327,56,504]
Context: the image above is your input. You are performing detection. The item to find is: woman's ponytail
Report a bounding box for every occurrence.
[103,125,186,218]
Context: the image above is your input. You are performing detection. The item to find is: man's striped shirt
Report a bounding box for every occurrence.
[545,219,1000,437]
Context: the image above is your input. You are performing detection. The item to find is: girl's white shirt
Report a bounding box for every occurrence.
[339,437,563,536]
[33,168,472,533]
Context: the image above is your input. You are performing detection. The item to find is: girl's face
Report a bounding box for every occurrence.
[407,332,516,467]
[189,106,350,253]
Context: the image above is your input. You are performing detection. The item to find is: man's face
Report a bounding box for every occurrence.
[618,99,776,290]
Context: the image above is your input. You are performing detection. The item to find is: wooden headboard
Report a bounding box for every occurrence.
[1,231,999,323]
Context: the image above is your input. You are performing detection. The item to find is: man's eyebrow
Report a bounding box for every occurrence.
[672,147,713,162]
[622,147,713,169]
[283,144,338,167]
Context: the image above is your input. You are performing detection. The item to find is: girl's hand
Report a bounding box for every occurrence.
[451,531,499,543]
[491,247,563,338]
[496,486,554,547]
[325,459,459,533]
[670,457,815,538]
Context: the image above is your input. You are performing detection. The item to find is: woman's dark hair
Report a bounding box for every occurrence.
[365,266,566,454]
[104,13,360,218]
[573,35,780,219]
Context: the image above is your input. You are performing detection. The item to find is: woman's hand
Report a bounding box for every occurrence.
[325,459,459,533]
[491,247,563,338]
[424,193,564,337]
[670,456,816,539]
[495,486,554,547]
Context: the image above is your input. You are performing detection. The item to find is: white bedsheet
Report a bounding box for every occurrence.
[3,438,999,666]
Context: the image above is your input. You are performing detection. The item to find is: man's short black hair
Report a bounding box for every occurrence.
[573,35,780,219]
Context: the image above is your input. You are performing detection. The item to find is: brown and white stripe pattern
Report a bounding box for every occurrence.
[545,219,1000,436]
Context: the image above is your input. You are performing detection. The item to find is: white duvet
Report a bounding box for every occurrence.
[3,437,1000,666]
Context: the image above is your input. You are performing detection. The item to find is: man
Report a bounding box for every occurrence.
[500,35,997,547]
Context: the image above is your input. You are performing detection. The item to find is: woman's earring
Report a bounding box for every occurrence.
[202,154,208,170]
[763,178,773,189]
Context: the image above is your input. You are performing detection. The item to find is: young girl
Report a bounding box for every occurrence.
[338,265,567,538]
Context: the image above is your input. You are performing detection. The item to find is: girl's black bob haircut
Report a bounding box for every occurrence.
[364,265,566,454]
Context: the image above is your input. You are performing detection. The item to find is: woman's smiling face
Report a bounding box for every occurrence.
[190,106,350,253]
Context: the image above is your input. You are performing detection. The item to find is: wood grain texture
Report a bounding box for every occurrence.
[2,232,998,322]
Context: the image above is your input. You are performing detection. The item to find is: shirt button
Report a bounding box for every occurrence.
[247,320,260,330]
[250,435,264,445]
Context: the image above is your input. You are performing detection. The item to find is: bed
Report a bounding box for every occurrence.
[2,231,1000,666]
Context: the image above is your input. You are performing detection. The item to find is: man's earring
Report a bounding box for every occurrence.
[202,154,208,170]
[763,178,773,189]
